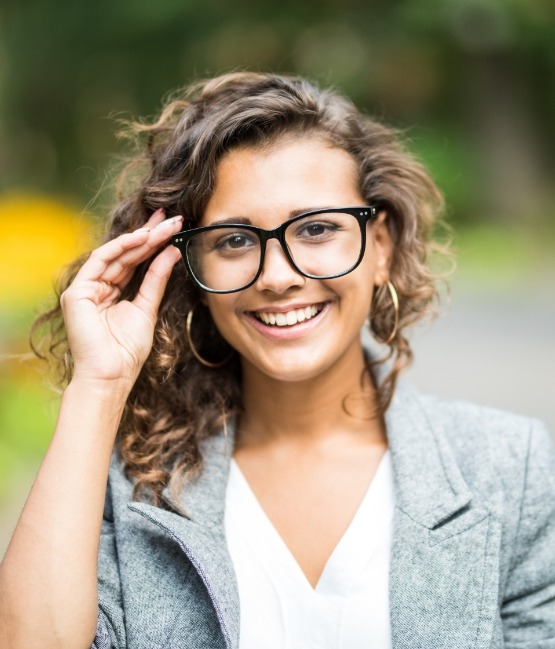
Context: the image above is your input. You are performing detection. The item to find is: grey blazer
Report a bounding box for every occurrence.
[93,382,555,649]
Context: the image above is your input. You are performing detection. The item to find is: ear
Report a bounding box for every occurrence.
[372,210,393,286]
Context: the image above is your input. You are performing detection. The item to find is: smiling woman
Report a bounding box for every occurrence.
[0,73,554,649]
[194,141,390,384]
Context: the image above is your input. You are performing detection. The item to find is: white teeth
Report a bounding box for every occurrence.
[255,304,323,327]
[286,311,297,326]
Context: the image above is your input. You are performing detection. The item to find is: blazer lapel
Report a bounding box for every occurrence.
[120,377,502,649]
[128,427,240,649]
[386,384,501,649]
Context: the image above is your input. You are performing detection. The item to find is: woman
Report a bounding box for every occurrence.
[1,72,554,649]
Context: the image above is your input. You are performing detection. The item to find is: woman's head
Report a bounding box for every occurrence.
[113,72,445,364]
[191,137,393,385]
[34,72,449,505]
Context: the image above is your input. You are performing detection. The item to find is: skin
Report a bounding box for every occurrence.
[203,137,393,587]
[0,210,185,648]
[0,136,393,647]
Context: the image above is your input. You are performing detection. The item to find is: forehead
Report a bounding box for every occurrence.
[201,137,363,228]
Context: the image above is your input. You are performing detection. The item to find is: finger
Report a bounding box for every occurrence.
[144,208,166,228]
[101,216,184,286]
[61,277,121,319]
[93,280,122,308]
[132,244,183,320]
[75,216,183,287]
[73,228,153,283]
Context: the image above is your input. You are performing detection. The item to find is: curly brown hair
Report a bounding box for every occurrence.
[31,72,450,508]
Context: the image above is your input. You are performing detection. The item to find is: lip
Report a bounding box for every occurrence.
[248,301,326,315]
[244,301,331,340]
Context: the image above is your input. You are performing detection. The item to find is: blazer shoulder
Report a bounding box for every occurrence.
[394,382,554,494]
[408,383,551,456]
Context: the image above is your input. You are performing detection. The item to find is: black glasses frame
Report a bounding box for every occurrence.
[172,206,377,294]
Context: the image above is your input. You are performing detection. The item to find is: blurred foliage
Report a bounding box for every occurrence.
[0,375,58,502]
[1,0,554,509]
[0,194,97,307]
[0,196,96,502]
[1,0,554,223]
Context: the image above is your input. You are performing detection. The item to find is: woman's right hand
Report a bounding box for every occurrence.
[60,209,184,388]
[0,212,187,649]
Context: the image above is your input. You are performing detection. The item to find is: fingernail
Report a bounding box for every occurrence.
[135,227,151,233]
[151,208,164,217]
[155,215,183,229]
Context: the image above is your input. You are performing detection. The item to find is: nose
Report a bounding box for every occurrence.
[254,239,305,294]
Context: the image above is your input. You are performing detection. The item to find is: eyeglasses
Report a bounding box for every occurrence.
[172,206,377,294]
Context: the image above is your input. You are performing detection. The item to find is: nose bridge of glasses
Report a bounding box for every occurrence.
[258,223,292,257]
[260,222,287,242]
[257,228,303,282]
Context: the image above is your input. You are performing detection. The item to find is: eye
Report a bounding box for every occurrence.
[295,220,340,239]
[212,231,258,252]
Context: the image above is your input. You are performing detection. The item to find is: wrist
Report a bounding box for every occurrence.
[65,375,133,403]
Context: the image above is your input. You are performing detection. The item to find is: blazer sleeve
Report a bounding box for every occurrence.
[91,485,127,649]
[501,420,555,647]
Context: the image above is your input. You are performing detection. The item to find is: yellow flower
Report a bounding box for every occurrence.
[0,193,97,309]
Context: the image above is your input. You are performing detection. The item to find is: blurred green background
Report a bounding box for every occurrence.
[1,0,554,553]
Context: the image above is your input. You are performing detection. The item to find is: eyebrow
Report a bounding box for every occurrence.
[207,207,335,227]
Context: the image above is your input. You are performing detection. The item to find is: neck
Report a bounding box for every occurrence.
[237,343,385,450]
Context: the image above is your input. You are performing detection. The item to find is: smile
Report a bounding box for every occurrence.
[252,304,324,327]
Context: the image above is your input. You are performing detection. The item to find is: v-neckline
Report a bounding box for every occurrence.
[228,451,393,594]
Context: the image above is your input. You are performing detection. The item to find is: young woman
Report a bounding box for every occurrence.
[1,73,554,649]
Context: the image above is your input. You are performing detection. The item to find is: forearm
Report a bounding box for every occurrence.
[0,379,130,649]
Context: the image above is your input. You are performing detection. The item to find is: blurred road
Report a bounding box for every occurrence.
[404,278,555,434]
[1,277,554,558]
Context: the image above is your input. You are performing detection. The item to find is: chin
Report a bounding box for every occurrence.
[261,367,321,383]
[243,350,333,383]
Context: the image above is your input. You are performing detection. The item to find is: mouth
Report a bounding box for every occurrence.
[251,303,326,327]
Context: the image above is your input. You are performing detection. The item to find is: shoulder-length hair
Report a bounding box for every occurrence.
[32,72,449,507]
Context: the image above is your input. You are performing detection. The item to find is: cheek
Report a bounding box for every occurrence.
[358,267,382,320]
[352,254,380,301]
[354,282,376,320]
[330,270,375,325]
[204,296,240,343]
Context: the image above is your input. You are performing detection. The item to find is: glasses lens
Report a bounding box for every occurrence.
[285,211,362,278]
[186,227,261,291]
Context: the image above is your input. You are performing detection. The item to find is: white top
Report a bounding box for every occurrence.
[224,451,395,649]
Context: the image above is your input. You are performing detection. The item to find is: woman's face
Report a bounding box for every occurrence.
[200,136,392,383]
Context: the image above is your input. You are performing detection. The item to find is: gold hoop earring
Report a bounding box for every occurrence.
[186,304,233,368]
[375,280,399,345]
